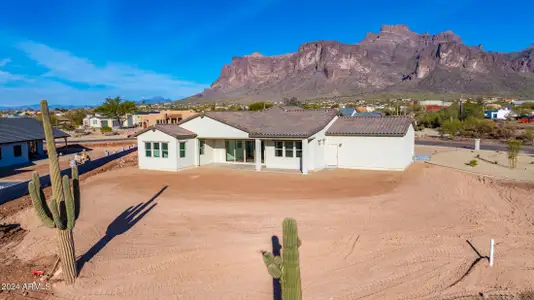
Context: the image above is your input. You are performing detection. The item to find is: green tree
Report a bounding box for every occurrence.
[94,97,136,128]
[100,126,112,134]
[461,117,495,138]
[507,139,522,168]
[35,113,58,127]
[284,96,301,107]
[64,109,87,127]
[248,102,273,111]
[439,119,463,138]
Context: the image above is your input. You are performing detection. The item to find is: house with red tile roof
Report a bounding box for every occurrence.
[133,106,414,174]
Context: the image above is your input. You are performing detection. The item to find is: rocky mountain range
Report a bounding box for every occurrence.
[184,24,534,103]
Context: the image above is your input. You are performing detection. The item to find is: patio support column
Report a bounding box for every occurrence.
[255,138,261,171]
[194,139,200,167]
[302,138,308,175]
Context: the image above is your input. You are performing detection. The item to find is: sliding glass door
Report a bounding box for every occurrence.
[225,140,254,163]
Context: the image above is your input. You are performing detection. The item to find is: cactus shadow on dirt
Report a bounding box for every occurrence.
[271,235,282,300]
[76,185,167,272]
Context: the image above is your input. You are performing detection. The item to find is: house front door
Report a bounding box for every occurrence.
[326,144,338,166]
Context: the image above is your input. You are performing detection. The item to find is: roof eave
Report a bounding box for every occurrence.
[325,132,407,137]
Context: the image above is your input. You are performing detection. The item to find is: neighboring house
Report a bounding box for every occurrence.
[0,118,69,168]
[138,110,197,128]
[83,114,134,128]
[484,108,512,120]
[353,112,382,117]
[512,100,534,106]
[418,100,453,107]
[133,107,414,174]
[339,108,356,116]
[339,108,382,117]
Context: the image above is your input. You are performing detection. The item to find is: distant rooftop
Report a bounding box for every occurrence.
[0,118,70,144]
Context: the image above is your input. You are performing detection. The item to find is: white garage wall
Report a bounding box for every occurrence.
[179,116,249,139]
[309,116,338,171]
[326,125,415,171]
[0,142,29,167]
[137,130,178,172]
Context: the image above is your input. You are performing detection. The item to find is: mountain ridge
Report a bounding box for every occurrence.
[183,24,534,103]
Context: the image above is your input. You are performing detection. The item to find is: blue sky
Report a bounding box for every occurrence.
[0,0,533,106]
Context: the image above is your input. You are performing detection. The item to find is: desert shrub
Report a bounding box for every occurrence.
[439,119,463,138]
[520,127,534,145]
[100,126,112,134]
[490,122,517,139]
[466,159,478,167]
[460,117,495,138]
[507,139,522,169]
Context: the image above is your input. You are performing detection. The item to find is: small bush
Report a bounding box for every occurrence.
[466,159,478,167]
[507,139,522,169]
[100,126,112,134]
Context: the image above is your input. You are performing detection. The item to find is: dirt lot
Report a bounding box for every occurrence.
[0,143,134,182]
[2,163,534,299]
[429,149,534,182]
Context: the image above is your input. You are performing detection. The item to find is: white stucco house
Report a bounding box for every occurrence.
[133,107,415,174]
[0,118,69,168]
[84,114,134,128]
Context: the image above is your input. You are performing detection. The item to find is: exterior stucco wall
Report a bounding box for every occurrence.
[199,139,215,165]
[326,125,415,171]
[308,116,338,171]
[0,142,30,168]
[137,130,179,172]
[179,116,249,139]
[264,140,301,170]
[177,138,196,169]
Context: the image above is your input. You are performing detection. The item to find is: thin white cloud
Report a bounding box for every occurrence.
[0,41,208,105]
[0,58,11,67]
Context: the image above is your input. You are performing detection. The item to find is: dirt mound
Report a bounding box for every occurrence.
[0,152,138,221]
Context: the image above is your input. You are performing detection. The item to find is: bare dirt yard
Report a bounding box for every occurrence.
[0,143,134,183]
[2,163,534,299]
[429,149,534,182]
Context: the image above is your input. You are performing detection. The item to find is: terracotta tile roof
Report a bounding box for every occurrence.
[326,116,412,136]
[0,118,70,144]
[204,109,338,138]
[132,125,197,139]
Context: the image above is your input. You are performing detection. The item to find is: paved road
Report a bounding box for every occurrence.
[66,138,136,144]
[415,139,534,154]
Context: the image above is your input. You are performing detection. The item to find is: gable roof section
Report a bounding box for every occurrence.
[326,116,412,137]
[201,109,338,138]
[132,125,197,139]
[0,118,70,144]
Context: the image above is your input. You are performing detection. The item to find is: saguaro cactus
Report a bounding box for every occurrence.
[28,99,80,284]
[262,218,302,300]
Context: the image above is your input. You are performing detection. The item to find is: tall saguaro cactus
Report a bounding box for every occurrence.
[28,99,80,284]
[262,218,302,300]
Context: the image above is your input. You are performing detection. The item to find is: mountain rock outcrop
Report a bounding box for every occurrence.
[186,25,534,103]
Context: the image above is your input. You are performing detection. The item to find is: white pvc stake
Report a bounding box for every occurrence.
[489,239,495,267]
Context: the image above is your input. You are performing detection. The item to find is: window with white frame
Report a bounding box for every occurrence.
[179,142,186,158]
[145,142,152,157]
[274,141,303,158]
[145,142,168,158]
[199,140,205,155]
[92,119,97,125]
[153,143,160,157]
[285,141,294,157]
[162,143,168,158]
[274,141,284,157]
